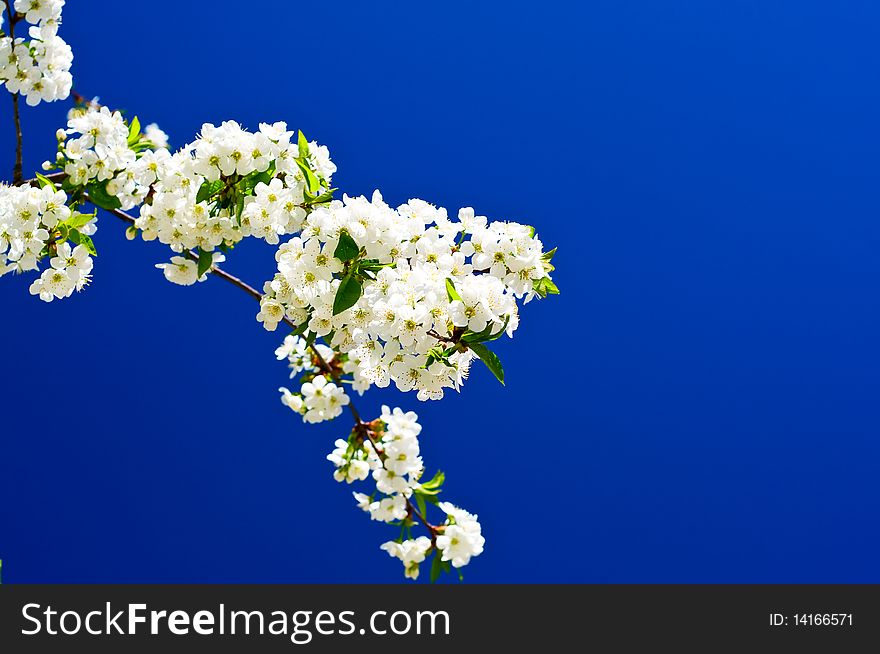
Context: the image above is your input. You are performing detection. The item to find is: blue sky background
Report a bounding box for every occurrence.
[2,0,879,582]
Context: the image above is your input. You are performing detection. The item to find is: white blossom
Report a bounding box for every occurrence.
[436,502,485,568]
[380,537,432,580]
[0,1,72,106]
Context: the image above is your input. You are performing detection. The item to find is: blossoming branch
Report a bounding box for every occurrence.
[0,1,559,581]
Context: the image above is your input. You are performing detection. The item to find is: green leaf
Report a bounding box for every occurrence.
[333,274,362,315]
[35,172,56,190]
[415,492,427,520]
[468,342,504,385]
[297,130,310,159]
[235,193,245,225]
[532,276,560,298]
[196,248,214,278]
[129,141,153,153]
[65,212,94,230]
[196,179,225,204]
[462,316,509,344]
[86,181,122,210]
[67,228,97,256]
[420,470,445,491]
[237,168,274,195]
[540,247,557,273]
[127,116,141,146]
[483,317,510,342]
[334,231,360,262]
[307,188,336,205]
[291,319,310,337]
[445,278,462,303]
[430,553,443,584]
[295,159,321,195]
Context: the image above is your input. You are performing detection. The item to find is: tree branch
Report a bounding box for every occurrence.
[18,170,438,534]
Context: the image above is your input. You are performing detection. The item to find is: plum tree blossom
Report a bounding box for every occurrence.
[0,3,559,581]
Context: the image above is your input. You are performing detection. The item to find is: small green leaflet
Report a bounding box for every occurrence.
[334,231,360,262]
[468,342,504,385]
[415,493,428,520]
[307,188,336,205]
[67,228,97,256]
[127,116,141,146]
[65,212,95,230]
[130,141,155,153]
[295,159,321,195]
[235,194,245,224]
[238,168,274,195]
[430,552,443,583]
[445,278,462,303]
[429,553,452,584]
[297,130,310,159]
[86,181,122,210]
[532,276,560,298]
[196,248,214,278]
[35,172,56,190]
[196,179,225,204]
[418,470,445,495]
[333,274,362,315]
[290,318,310,337]
[462,315,509,344]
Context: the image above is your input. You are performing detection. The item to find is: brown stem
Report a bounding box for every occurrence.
[5,0,23,183]
[358,423,437,534]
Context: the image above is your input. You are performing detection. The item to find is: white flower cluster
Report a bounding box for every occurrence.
[154,251,225,287]
[275,334,323,376]
[28,240,91,301]
[339,405,425,497]
[0,183,95,301]
[380,537,432,580]
[434,502,485,569]
[279,374,350,424]
[260,192,557,400]
[0,0,72,106]
[134,121,334,282]
[378,499,487,580]
[327,406,484,580]
[50,105,169,210]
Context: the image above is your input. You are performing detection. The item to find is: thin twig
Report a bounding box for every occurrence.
[5,0,23,183]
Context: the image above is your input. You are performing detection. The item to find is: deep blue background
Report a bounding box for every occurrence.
[2,1,879,582]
